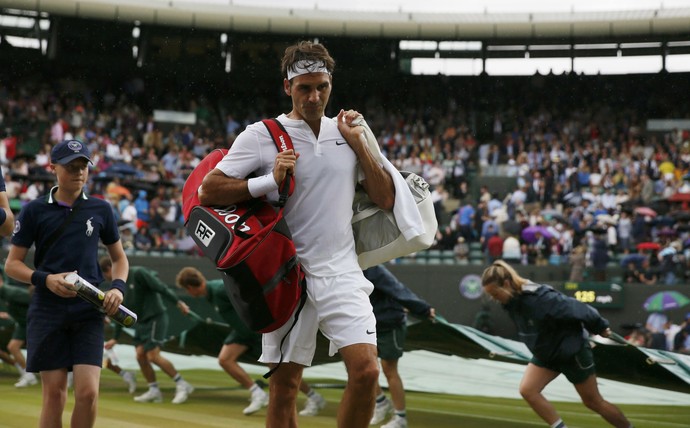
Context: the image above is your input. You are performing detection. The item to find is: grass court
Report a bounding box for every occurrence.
[2,368,689,427]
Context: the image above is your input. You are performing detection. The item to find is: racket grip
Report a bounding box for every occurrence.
[65,273,138,327]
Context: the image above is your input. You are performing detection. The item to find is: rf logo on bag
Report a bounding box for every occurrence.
[194,220,216,247]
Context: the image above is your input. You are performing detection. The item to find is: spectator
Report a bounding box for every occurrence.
[502,234,521,264]
[637,258,658,285]
[589,231,610,281]
[568,244,587,282]
[486,233,504,264]
[134,226,153,252]
[645,311,668,350]
[453,236,470,262]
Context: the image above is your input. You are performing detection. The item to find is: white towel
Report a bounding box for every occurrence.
[353,117,426,241]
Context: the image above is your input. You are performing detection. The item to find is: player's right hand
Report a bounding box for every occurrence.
[48,273,78,298]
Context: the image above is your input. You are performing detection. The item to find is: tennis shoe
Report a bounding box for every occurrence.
[172,381,194,404]
[122,371,137,394]
[370,397,393,425]
[299,392,326,416]
[14,372,38,388]
[382,415,408,428]
[243,389,269,415]
[134,388,163,403]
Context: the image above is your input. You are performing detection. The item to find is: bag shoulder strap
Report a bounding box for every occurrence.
[261,118,295,203]
[35,201,81,268]
[261,118,294,152]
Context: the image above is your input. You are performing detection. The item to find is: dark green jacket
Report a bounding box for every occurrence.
[0,284,30,324]
[124,266,180,320]
[206,279,256,339]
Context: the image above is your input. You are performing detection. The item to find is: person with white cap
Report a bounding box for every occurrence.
[4,138,129,428]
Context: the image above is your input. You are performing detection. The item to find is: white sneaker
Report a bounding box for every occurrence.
[382,415,408,428]
[171,381,194,404]
[14,372,38,388]
[243,389,269,415]
[122,371,137,394]
[370,398,393,425]
[299,392,327,416]
[134,389,163,403]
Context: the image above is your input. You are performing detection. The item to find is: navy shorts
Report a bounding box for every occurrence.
[531,342,596,384]
[26,311,104,373]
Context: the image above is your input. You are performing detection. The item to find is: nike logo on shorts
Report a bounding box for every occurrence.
[366,329,375,335]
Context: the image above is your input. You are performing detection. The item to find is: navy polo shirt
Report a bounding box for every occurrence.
[12,186,120,311]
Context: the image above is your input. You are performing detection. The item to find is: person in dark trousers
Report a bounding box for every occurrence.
[99,256,194,404]
[364,265,435,428]
[175,267,326,417]
[5,139,129,428]
[480,260,632,428]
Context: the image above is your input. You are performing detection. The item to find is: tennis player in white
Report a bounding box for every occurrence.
[199,40,395,428]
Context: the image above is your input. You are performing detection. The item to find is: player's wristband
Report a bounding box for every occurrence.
[0,209,6,226]
[110,279,126,294]
[247,174,279,198]
[31,270,49,288]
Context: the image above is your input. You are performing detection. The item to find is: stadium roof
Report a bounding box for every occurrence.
[2,0,690,40]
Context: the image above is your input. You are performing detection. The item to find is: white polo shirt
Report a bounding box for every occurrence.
[216,114,361,277]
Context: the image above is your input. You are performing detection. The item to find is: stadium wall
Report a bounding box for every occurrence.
[127,254,688,340]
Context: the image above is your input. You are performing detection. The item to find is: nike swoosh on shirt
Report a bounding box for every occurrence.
[335,141,348,146]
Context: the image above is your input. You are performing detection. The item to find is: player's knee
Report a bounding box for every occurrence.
[349,361,379,388]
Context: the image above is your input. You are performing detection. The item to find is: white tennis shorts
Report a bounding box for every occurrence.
[259,270,376,366]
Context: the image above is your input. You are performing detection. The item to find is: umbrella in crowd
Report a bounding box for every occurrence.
[521,225,552,243]
[657,227,677,237]
[107,185,132,198]
[643,291,690,312]
[501,219,522,236]
[637,242,661,251]
[104,162,144,179]
[635,206,657,217]
[670,211,690,222]
[652,216,676,227]
[668,192,690,210]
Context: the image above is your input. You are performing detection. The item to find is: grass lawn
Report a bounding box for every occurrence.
[2,367,689,427]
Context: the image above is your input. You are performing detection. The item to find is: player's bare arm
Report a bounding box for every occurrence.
[199,150,299,207]
[337,109,395,210]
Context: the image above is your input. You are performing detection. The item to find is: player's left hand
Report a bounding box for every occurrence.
[103,288,124,316]
[336,109,364,148]
[600,327,612,338]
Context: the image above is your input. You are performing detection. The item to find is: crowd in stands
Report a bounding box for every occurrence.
[1,74,690,283]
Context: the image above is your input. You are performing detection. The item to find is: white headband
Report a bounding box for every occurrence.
[287,60,330,80]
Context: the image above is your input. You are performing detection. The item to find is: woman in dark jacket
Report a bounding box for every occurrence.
[481,260,632,428]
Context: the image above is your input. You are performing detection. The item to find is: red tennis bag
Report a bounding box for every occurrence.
[182,119,306,334]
